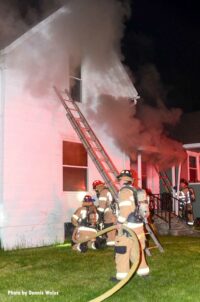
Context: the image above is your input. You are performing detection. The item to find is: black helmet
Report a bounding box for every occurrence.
[83,195,94,202]
[117,169,133,182]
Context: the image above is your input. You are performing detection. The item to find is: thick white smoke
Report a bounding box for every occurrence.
[1,0,186,170]
[0,2,28,49]
[2,0,134,99]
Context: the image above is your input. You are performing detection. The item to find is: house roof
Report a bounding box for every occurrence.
[0,6,67,55]
[0,3,138,102]
[172,111,200,146]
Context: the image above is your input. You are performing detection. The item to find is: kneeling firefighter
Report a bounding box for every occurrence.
[93,180,117,246]
[113,169,150,281]
[71,195,99,252]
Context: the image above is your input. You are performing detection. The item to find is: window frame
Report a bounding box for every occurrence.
[69,62,82,103]
[187,150,200,183]
[62,141,88,192]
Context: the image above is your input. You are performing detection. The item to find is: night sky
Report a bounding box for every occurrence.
[122,0,200,113]
[3,0,200,113]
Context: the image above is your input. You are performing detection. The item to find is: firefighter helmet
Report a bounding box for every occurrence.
[117,169,133,182]
[92,180,105,190]
[180,178,188,186]
[83,195,94,202]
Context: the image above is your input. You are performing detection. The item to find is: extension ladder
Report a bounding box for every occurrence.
[54,86,164,253]
[155,167,172,193]
[53,86,119,200]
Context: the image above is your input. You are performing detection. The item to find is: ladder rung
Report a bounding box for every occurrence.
[75,118,83,123]
[104,169,116,175]
[93,147,102,152]
[63,98,73,103]
[87,138,98,143]
[80,127,90,132]
[97,157,108,162]
[68,107,77,111]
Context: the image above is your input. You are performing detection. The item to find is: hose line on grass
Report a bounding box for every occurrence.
[73,225,140,302]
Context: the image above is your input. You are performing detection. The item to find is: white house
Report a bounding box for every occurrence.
[0,6,149,249]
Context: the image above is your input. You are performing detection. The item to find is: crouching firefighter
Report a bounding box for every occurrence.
[93,180,117,246]
[113,169,150,281]
[71,195,99,252]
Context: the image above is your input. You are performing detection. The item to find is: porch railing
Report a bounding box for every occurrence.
[150,193,180,230]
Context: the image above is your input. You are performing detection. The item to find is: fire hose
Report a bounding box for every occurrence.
[72,225,140,302]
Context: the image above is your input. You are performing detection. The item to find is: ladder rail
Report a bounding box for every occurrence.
[53,86,119,200]
[160,171,172,193]
[155,166,172,193]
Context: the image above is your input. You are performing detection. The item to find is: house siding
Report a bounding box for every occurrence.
[190,184,200,219]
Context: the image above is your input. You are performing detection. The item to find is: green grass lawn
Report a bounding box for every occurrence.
[0,236,200,302]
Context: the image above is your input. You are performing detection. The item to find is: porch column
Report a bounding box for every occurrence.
[172,166,176,212]
[137,152,142,188]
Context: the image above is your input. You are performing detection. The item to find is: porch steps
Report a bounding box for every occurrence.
[154,214,200,237]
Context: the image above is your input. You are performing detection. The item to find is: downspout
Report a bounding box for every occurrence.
[176,163,182,215]
[171,166,176,212]
[137,152,142,188]
[0,51,6,247]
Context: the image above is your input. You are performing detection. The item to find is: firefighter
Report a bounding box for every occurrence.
[93,180,117,246]
[71,195,99,252]
[178,178,196,225]
[112,169,150,281]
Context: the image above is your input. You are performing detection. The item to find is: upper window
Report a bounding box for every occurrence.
[188,151,200,183]
[69,64,82,102]
[63,141,87,191]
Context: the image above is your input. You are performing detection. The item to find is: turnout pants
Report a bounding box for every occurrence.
[114,224,149,280]
[104,211,117,246]
[186,203,194,225]
[72,226,97,252]
[104,222,116,246]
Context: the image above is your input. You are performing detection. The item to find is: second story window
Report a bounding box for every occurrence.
[188,151,200,183]
[63,141,88,191]
[69,64,82,102]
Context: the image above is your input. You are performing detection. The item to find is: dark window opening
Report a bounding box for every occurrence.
[188,155,198,182]
[189,169,197,183]
[189,156,196,168]
[69,64,82,102]
[63,167,87,191]
[63,141,87,166]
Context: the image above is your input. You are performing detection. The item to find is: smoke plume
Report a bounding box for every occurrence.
[1,0,186,170]
[89,64,187,170]
[1,0,132,99]
[0,2,27,49]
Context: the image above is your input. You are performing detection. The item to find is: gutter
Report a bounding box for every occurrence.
[183,143,200,149]
[0,51,6,245]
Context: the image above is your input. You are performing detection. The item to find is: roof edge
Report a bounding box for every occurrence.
[183,143,200,149]
[0,6,68,56]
